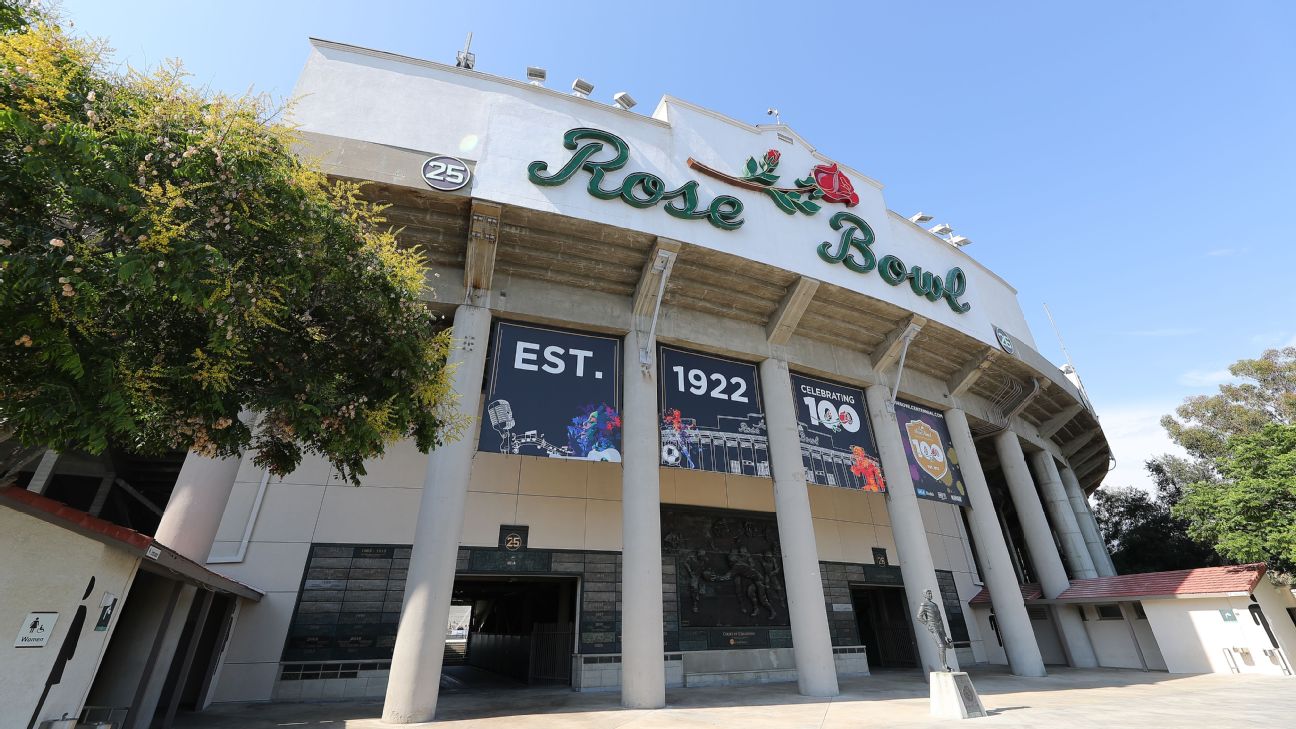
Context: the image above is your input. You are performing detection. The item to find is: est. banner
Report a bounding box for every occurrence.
[893,399,967,505]
[658,346,768,477]
[478,321,622,461]
[789,373,886,491]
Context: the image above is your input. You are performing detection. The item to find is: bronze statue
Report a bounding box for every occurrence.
[916,589,954,671]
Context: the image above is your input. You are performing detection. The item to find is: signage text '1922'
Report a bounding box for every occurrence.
[670,365,749,402]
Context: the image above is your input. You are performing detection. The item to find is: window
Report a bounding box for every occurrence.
[1096,604,1123,620]
[872,547,889,566]
[1133,602,1147,620]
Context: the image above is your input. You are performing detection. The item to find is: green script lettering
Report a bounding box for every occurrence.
[818,213,971,313]
[529,128,744,230]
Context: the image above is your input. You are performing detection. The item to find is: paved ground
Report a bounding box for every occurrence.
[178,667,1293,728]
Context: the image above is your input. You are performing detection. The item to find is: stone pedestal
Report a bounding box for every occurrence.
[930,671,987,719]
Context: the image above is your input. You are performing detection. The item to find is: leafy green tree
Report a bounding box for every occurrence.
[1174,424,1296,575]
[1161,347,1296,461]
[0,5,460,485]
[1093,457,1222,574]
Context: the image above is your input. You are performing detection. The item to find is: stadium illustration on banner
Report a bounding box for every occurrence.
[658,346,769,477]
[893,399,967,505]
[478,322,622,461]
[789,373,886,491]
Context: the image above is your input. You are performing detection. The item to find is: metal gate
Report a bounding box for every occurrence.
[528,623,573,684]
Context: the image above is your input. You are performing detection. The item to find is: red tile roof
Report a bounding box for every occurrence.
[2,485,153,550]
[967,565,1268,607]
[1055,564,1267,601]
[1,486,262,600]
[969,583,1042,605]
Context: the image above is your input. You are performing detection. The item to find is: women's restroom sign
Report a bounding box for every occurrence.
[14,612,58,647]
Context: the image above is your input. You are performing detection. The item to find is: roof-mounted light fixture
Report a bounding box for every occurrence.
[571,78,594,98]
[613,91,636,110]
[526,67,546,86]
[928,223,953,236]
[909,212,933,224]
[949,235,972,247]
[455,32,475,70]
[766,107,782,125]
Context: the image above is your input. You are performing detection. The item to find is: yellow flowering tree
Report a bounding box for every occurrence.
[0,5,460,485]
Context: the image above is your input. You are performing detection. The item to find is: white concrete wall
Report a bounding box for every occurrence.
[1131,610,1168,671]
[1142,595,1292,675]
[289,41,1037,352]
[1032,610,1069,665]
[1080,605,1146,670]
[0,508,139,729]
[970,606,1008,665]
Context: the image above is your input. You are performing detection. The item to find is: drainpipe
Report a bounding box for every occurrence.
[207,469,271,564]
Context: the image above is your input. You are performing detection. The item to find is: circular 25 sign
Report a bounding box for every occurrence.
[422,154,472,192]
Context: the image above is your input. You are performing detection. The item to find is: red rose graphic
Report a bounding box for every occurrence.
[812,163,859,207]
[763,149,780,167]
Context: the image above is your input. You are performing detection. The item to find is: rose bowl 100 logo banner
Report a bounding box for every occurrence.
[893,399,967,505]
[789,373,886,492]
[478,322,622,461]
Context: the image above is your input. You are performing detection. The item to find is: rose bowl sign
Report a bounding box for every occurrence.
[528,127,973,314]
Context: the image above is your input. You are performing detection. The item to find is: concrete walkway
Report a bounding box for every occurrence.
[178,667,1292,728]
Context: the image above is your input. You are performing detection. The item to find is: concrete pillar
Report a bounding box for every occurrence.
[1060,466,1117,577]
[382,304,490,723]
[1029,451,1098,580]
[154,452,241,562]
[993,430,1097,667]
[945,409,1046,677]
[620,330,666,709]
[760,358,839,697]
[864,385,959,673]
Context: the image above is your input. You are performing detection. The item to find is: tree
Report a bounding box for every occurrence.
[1160,347,1296,461]
[1173,424,1296,575]
[1150,346,1296,577]
[1093,458,1222,574]
[0,5,460,485]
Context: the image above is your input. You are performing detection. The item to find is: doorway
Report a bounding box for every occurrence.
[447,575,577,688]
[851,586,918,668]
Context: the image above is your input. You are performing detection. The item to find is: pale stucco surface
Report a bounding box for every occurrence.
[0,508,139,729]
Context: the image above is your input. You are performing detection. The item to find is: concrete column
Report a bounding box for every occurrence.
[154,452,241,562]
[382,303,490,724]
[1029,451,1098,580]
[993,430,1097,667]
[620,330,666,709]
[1060,466,1117,577]
[760,358,839,697]
[945,409,1046,677]
[865,385,959,673]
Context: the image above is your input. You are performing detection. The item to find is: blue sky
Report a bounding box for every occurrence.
[58,1,1296,491]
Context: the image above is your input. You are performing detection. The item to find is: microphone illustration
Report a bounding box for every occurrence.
[487,399,515,453]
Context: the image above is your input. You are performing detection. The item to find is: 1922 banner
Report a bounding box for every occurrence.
[789,373,886,491]
[658,346,768,476]
[478,322,622,461]
[893,399,967,505]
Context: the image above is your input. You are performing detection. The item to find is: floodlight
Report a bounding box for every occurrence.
[909,212,933,224]
[571,78,594,98]
[527,67,546,86]
[613,92,636,110]
[928,223,952,236]
[949,235,971,247]
[455,32,475,70]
